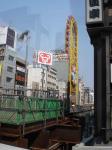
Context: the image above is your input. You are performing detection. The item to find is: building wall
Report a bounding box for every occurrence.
[0,45,16,90]
[27,65,45,90]
[78,78,85,105]
[47,67,57,90]
[53,60,68,82]
[27,65,57,97]
[15,56,26,92]
[0,26,16,93]
[0,26,17,50]
[57,80,67,99]
[84,87,94,104]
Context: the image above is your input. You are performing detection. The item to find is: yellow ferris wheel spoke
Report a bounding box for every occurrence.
[65,16,78,105]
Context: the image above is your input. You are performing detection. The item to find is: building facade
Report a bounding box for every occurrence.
[0,26,17,92]
[27,65,46,91]
[46,66,57,90]
[53,50,68,82]
[27,65,57,96]
[15,56,26,93]
[78,78,85,105]
[27,65,57,90]
[84,87,94,104]
[57,80,67,100]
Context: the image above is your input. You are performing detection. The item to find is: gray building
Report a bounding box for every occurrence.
[53,51,69,82]
[84,87,94,104]
[0,26,17,93]
[15,56,26,93]
[0,46,16,90]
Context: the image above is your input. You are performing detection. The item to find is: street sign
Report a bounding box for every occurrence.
[38,51,52,65]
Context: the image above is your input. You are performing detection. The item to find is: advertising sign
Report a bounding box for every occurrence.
[38,51,52,65]
[86,0,103,23]
[17,66,25,73]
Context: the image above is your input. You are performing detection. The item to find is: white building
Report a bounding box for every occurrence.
[0,26,17,92]
[89,90,94,104]
[57,80,67,100]
[27,65,57,96]
[27,65,47,91]
[46,66,57,90]
[84,87,94,104]
[78,78,85,105]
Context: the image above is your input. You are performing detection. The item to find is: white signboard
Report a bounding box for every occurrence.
[86,0,103,23]
[17,66,25,73]
[0,26,7,45]
[38,51,52,65]
[53,53,68,61]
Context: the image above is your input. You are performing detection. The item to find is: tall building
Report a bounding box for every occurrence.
[84,87,94,104]
[57,80,67,100]
[78,78,85,105]
[0,26,16,92]
[27,65,46,91]
[27,65,57,96]
[15,56,26,93]
[47,66,57,90]
[53,50,68,82]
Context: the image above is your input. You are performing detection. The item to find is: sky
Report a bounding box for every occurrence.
[0,0,94,88]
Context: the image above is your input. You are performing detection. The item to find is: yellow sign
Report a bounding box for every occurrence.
[0,64,2,76]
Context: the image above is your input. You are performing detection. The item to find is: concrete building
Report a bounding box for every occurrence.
[78,78,85,105]
[84,87,94,104]
[46,66,57,90]
[15,56,26,93]
[57,80,67,100]
[27,65,46,91]
[27,65,57,96]
[89,90,94,104]
[0,26,17,92]
[53,50,68,82]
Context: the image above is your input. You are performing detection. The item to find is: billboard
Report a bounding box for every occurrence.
[38,51,52,65]
[86,0,103,23]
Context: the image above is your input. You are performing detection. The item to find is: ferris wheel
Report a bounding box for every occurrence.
[65,16,78,105]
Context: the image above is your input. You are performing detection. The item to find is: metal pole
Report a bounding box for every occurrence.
[105,34,111,141]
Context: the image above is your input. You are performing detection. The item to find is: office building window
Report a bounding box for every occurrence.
[9,55,14,61]
[6,28,15,48]
[89,0,99,7]
[6,77,12,82]
[89,9,100,19]
[7,66,13,72]
[0,56,4,61]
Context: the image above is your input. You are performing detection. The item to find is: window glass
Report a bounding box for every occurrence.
[6,77,12,82]
[7,66,13,72]
[9,55,14,61]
